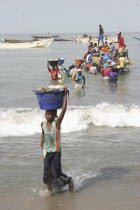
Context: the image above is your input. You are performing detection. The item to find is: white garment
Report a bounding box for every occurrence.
[75,83,83,89]
[89,66,97,74]
[58,66,63,71]
[70,68,77,77]
[58,71,64,83]
[109,44,116,58]
[86,54,90,63]
[103,76,109,80]
[94,47,98,52]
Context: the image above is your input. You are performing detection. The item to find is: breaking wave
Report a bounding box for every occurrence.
[0,102,140,137]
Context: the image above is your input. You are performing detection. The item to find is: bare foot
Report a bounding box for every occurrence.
[69,179,74,192]
[47,190,52,196]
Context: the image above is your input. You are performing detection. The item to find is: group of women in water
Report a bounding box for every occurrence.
[47,31,131,88]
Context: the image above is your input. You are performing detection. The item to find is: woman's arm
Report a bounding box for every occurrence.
[56,88,69,130]
[47,62,51,72]
[82,76,85,88]
[74,75,77,81]
[40,122,44,150]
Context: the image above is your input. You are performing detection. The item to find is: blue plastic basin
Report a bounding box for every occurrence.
[33,90,64,110]
[103,55,110,60]
[58,58,65,65]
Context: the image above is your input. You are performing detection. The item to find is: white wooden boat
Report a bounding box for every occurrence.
[76,37,118,44]
[32,35,59,39]
[2,39,35,43]
[0,38,53,49]
[90,34,110,38]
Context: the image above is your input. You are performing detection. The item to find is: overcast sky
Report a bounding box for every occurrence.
[0,0,140,34]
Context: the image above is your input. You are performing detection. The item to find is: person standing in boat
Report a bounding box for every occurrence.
[98,24,104,47]
[117,32,130,60]
[40,88,74,195]
[118,32,125,53]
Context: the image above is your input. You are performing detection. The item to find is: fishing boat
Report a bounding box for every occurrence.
[76,37,118,44]
[2,39,36,43]
[90,33,110,38]
[54,38,75,41]
[133,37,140,41]
[0,38,53,49]
[76,34,110,43]
[32,35,59,39]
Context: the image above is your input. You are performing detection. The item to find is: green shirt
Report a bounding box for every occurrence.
[42,121,61,152]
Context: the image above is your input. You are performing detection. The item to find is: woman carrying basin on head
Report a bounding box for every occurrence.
[74,69,85,89]
[40,88,74,195]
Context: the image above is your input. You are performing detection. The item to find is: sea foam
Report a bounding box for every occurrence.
[0,102,140,137]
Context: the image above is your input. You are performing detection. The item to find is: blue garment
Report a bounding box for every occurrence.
[119,68,124,75]
[109,72,117,83]
[98,34,103,41]
[88,54,94,63]
[104,62,108,68]
[75,74,83,84]
[65,69,70,75]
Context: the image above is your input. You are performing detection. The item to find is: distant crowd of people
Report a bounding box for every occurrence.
[47,25,130,88]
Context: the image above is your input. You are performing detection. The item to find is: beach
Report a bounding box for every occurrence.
[0,32,140,210]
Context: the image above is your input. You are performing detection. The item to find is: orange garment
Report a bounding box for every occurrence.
[101,46,109,52]
[86,64,91,71]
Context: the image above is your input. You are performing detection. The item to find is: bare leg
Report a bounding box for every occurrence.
[68,178,74,192]
[46,175,52,195]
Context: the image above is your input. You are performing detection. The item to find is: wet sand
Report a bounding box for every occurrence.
[1,167,140,210]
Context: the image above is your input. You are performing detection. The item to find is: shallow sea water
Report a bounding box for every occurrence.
[0,32,140,210]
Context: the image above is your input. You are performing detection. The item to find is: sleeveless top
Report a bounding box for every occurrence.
[42,121,61,152]
[48,68,59,81]
[75,74,83,84]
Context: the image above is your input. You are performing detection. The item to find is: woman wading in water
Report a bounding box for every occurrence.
[40,88,74,195]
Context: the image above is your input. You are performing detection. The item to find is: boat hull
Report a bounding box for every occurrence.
[32,35,59,39]
[3,39,35,43]
[0,39,53,49]
[133,37,140,41]
[76,37,118,44]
